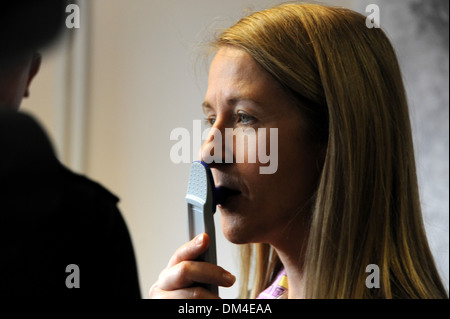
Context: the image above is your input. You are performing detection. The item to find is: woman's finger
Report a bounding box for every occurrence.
[149,284,221,299]
[166,233,210,268]
[158,260,235,291]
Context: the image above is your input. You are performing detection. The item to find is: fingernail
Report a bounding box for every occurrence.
[223,272,236,286]
[195,234,204,245]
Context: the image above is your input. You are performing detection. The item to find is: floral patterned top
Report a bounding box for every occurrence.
[256,268,288,299]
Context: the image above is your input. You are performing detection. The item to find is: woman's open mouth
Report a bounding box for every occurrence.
[215,186,241,208]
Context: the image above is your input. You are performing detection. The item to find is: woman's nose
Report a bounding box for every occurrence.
[198,124,233,166]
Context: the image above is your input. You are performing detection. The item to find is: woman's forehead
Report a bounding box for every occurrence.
[208,47,261,83]
[206,47,284,106]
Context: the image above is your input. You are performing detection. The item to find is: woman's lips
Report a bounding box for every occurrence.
[214,186,241,207]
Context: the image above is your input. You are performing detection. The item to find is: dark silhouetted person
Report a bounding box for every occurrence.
[0,1,141,297]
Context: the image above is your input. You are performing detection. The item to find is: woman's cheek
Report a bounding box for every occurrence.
[233,127,278,175]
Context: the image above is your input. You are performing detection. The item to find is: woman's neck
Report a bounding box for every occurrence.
[271,216,309,299]
[274,246,306,299]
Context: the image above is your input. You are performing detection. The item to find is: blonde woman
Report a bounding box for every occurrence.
[150,3,448,299]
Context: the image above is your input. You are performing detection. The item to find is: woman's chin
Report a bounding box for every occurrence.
[220,215,264,245]
[221,219,253,244]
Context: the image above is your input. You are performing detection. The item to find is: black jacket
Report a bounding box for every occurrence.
[0,110,141,297]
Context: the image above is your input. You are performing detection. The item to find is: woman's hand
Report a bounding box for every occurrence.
[149,233,236,299]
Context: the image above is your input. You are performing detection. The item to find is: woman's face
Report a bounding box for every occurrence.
[201,46,321,246]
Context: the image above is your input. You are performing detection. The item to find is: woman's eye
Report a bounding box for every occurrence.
[237,112,255,124]
[204,116,216,126]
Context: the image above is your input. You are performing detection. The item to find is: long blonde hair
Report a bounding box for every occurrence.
[212,3,448,298]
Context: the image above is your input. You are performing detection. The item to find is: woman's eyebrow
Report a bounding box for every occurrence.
[202,101,212,113]
[202,96,260,112]
[228,97,260,107]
